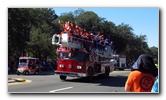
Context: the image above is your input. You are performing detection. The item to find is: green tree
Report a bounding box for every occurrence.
[149,46,158,64]
[26,8,58,59]
[112,23,134,54]
[8,8,58,60]
[75,10,103,32]
[9,8,156,64]
[8,8,33,55]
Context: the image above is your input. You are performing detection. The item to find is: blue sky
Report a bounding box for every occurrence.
[53,8,159,48]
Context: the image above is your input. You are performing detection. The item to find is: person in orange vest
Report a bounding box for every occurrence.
[64,21,71,32]
[58,20,65,43]
[58,20,67,31]
[99,36,105,51]
[125,54,158,92]
[67,22,73,41]
[58,20,73,42]
[89,32,94,50]
[58,20,73,32]
[75,22,80,34]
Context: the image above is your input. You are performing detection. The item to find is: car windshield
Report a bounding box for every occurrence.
[18,63,28,67]
[19,59,27,63]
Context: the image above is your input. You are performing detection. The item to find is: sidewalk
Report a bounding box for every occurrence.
[8,70,55,83]
[8,78,25,83]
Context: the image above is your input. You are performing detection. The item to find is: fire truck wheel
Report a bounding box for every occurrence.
[104,66,110,78]
[119,68,124,70]
[60,75,67,80]
[87,67,94,81]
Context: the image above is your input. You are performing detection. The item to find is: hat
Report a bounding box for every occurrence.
[131,54,158,77]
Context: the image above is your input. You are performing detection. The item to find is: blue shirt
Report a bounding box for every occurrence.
[151,76,158,92]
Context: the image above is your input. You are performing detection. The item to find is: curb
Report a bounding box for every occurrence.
[8,78,26,83]
[15,78,26,82]
[8,78,15,83]
[8,80,15,83]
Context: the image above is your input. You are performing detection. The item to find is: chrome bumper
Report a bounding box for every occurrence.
[55,71,87,77]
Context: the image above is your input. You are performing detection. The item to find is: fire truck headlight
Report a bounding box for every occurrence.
[60,64,64,68]
[77,66,82,69]
[68,64,72,69]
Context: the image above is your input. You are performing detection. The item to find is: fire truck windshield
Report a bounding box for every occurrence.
[58,52,86,61]
[58,52,70,59]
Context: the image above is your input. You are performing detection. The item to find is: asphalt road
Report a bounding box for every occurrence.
[8,70,130,93]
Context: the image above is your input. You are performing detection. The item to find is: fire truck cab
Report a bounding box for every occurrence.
[55,46,114,81]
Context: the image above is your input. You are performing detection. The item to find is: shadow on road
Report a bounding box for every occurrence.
[64,75,128,87]
[8,70,55,76]
[96,75,128,87]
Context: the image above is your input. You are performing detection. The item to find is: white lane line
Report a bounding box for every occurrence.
[49,87,73,92]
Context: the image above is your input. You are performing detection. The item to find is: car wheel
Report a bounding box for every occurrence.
[24,71,29,75]
[16,71,20,75]
[34,71,38,75]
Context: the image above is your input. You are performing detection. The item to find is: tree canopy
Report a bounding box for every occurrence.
[8,8,158,64]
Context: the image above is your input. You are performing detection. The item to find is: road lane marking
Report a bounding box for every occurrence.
[110,70,130,75]
[49,87,73,92]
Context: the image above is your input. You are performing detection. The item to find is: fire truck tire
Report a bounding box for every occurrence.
[104,66,110,78]
[119,68,124,70]
[60,75,67,80]
[87,67,94,81]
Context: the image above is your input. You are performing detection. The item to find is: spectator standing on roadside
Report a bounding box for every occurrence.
[151,76,159,92]
[51,59,57,70]
[48,59,53,71]
[151,63,159,92]
[125,54,158,92]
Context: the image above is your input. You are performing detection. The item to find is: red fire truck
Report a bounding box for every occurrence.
[52,22,115,81]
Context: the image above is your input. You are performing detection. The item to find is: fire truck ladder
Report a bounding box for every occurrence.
[52,32,113,58]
